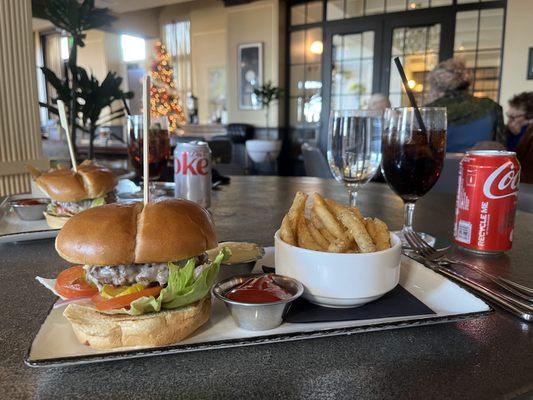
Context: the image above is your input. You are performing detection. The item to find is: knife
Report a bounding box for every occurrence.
[405,252,533,322]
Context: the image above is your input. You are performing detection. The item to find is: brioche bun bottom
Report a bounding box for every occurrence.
[44,212,70,229]
[63,297,211,350]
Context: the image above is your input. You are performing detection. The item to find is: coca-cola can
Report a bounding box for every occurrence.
[174,141,211,208]
[453,150,520,253]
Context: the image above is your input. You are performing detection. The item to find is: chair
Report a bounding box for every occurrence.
[430,153,463,195]
[518,183,533,213]
[301,143,333,179]
[227,123,254,144]
[227,124,255,174]
[208,138,232,164]
[446,115,495,152]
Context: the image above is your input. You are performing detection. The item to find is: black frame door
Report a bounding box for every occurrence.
[320,19,383,151]
[379,7,455,95]
[319,10,455,152]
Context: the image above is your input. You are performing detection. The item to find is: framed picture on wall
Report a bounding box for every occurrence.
[528,48,533,80]
[238,42,263,110]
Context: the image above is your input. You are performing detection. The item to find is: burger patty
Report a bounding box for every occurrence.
[48,192,116,217]
[85,253,208,289]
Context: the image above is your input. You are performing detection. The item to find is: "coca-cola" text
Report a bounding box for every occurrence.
[482,161,520,200]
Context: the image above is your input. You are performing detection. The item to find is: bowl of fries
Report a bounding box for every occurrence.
[274,192,401,308]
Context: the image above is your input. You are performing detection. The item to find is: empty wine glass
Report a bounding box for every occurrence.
[327,110,383,206]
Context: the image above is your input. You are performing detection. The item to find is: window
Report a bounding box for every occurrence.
[289,27,323,130]
[121,34,146,62]
[291,1,323,25]
[325,0,452,21]
[331,31,375,110]
[454,8,504,101]
[389,24,441,107]
[164,21,192,102]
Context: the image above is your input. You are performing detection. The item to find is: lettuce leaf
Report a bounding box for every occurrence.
[116,247,230,316]
[90,197,106,208]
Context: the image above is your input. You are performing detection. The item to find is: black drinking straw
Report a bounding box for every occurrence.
[393,57,427,135]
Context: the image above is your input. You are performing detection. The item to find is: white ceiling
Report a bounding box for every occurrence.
[33,0,195,32]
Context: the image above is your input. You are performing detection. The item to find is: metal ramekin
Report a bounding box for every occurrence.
[10,198,49,221]
[212,273,304,331]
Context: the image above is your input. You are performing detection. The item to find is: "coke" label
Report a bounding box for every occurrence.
[482,161,520,200]
[175,152,209,176]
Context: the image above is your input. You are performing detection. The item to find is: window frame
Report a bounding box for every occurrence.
[284,0,507,157]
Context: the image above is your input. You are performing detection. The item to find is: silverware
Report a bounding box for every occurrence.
[406,230,533,302]
[212,273,304,331]
[404,231,533,322]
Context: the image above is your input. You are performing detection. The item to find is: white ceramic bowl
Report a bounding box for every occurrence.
[246,140,282,163]
[274,230,402,308]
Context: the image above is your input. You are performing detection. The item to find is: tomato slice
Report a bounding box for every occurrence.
[55,265,98,299]
[91,286,162,311]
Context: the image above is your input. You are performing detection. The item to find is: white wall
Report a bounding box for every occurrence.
[500,0,533,113]
[77,30,128,125]
[159,0,280,126]
[226,0,280,127]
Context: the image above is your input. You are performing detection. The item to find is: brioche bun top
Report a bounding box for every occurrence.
[29,160,116,202]
[55,199,218,265]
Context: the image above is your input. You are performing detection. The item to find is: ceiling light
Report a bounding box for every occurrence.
[310,40,323,55]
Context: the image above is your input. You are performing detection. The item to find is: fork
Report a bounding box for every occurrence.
[404,230,533,302]
[403,230,533,322]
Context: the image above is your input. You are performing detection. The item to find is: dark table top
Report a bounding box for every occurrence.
[1,176,532,400]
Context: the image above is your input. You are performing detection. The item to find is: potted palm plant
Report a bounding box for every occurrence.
[33,0,133,159]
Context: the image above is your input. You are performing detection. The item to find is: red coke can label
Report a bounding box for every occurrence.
[454,150,520,253]
[174,141,211,208]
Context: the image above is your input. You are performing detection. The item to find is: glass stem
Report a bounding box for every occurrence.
[348,188,358,207]
[403,201,416,232]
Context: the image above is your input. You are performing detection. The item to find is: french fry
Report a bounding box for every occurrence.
[328,201,376,253]
[327,238,353,253]
[312,193,348,241]
[280,214,296,246]
[307,219,330,249]
[366,217,391,251]
[349,205,363,221]
[280,191,390,254]
[297,216,322,251]
[319,228,336,244]
[287,191,308,233]
[325,198,363,221]
[310,207,324,230]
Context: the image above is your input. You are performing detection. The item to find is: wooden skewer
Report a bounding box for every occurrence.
[142,75,151,205]
[57,100,78,173]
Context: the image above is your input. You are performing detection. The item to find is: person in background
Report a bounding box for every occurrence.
[506,92,533,183]
[367,93,391,114]
[427,58,505,152]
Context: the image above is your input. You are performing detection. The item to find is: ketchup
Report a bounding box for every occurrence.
[13,199,45,206]
[225,275,292,303]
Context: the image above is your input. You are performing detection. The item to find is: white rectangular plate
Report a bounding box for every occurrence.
[0,194,58,244]
[26,249,491,367]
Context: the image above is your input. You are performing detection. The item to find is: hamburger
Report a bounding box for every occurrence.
[52,198,228,349]
[27,160,117,228]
